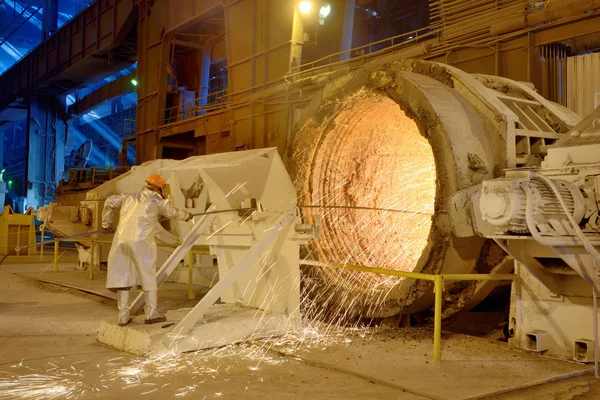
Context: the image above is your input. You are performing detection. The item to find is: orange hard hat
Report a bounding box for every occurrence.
[145,174,166,188]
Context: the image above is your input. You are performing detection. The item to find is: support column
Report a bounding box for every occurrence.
[0,126,5,208]
[26,94,66,209]
[199,36,224,108]
[42,0,59,40]
[340,0,356,61]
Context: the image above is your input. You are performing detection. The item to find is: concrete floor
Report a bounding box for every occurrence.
[1,261,599,400]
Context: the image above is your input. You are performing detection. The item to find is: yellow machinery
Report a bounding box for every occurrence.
[0,205,37,256]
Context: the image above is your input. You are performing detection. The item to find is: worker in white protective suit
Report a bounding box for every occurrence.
[102,174,192,326]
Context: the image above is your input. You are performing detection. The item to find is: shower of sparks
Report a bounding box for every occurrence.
[296,161,437,322]
[0,362,98,400]
[0,295,383,399]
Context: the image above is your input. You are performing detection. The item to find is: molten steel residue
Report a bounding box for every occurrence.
[303,93,437,318]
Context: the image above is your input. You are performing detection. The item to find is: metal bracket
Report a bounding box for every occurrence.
[162,209,297,350]
[494,238,563,294]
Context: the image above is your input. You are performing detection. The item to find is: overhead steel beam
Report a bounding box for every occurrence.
[533,15,600,46]
[174,39,204,49]
[67,72,136,117]
[0,0,138,112]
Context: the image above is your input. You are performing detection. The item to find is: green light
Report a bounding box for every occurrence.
[131,79,138,86]
[7,180,12,186]
[319,3,331,19]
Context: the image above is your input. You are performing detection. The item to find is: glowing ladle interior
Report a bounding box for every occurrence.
[309,94,437,291]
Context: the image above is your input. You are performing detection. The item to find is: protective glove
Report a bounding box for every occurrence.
[103,226,115,234]
[185,212,193,222]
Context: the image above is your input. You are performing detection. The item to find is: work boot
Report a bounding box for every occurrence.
[117,290,132,326]
[144,291,166,324]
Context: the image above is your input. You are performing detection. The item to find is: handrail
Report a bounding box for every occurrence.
[162,88,230,124]
[293,25,435,73]
[301,259,516,361]
[60,166,131,189]
[158,25,439,126]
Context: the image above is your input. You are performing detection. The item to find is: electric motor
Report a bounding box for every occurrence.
[479,177,586,236]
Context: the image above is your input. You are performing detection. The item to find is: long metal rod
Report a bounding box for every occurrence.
[298,204,432,216]
[189,208,253,217]
[175,202,431,222]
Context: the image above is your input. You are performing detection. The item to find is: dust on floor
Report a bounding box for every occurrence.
[0,262,597,400]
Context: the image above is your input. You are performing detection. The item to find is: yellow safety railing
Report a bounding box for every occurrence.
[302,260,516,361]
[50,237,210,301]
[47,234,512,359]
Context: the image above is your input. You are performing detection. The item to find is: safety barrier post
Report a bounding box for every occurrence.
[53,241,59,272]
[89,241,95,280]
[300,261,516,361]
[187,251,195,300]
[40,228,44,261]
[433,274,443,361]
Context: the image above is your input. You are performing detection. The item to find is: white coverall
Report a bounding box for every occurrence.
[102,188,188,324]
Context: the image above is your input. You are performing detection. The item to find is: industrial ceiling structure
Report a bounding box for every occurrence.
[0,0,93,75]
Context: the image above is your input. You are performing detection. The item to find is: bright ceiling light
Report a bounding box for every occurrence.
[299,1,312,14]
[319,3,331,19]
[130,78,138,86]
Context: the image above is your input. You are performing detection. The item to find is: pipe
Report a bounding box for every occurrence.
[528,0,600,27]
[490,14,527,36]
[489,0,600,36]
